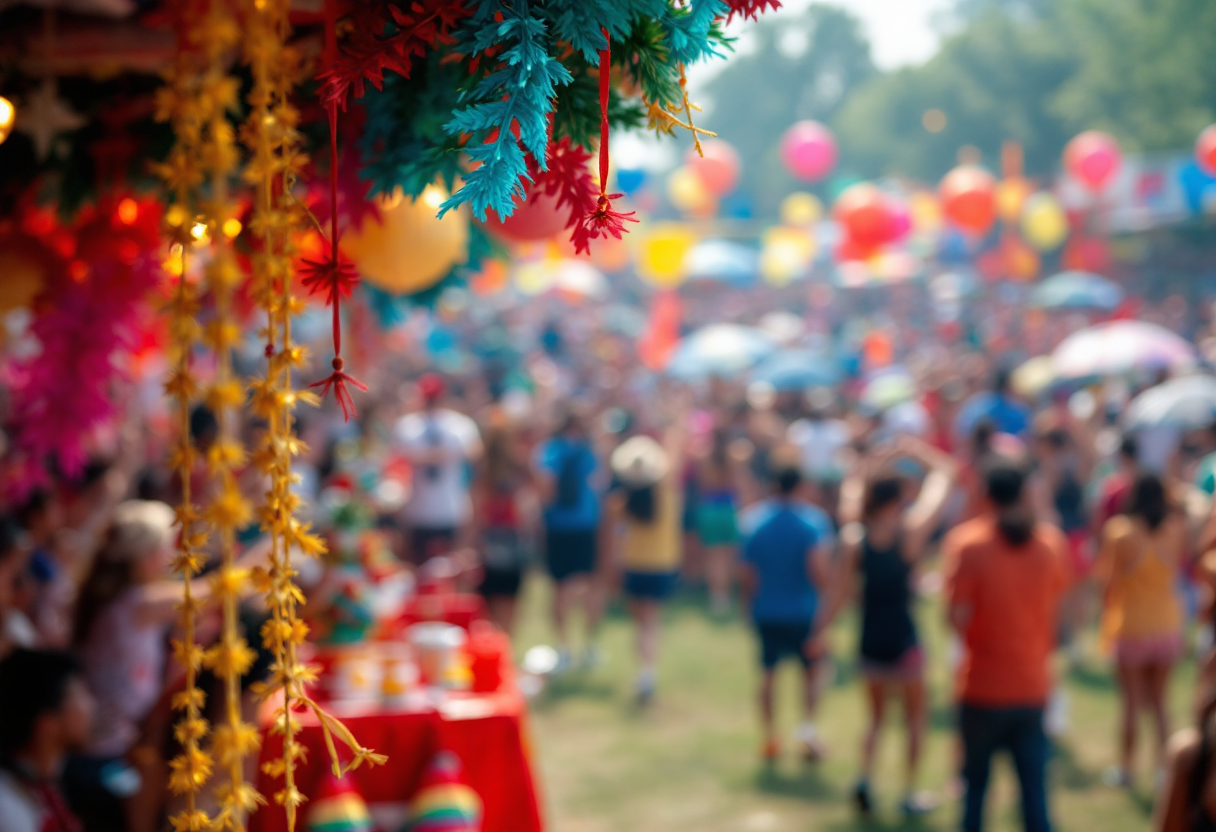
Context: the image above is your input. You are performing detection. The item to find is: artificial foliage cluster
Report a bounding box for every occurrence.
[322,0,768,251]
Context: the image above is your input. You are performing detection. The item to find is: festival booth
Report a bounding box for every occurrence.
[0,1,785,831]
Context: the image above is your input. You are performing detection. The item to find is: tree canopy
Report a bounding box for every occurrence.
[703,0,1216,204]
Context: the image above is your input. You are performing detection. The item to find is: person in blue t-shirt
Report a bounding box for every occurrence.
[738,465,833,762]
[955,367,1032,440]
[535,411,604,672]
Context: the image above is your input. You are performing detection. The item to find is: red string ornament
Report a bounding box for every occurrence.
[575,31,637,253]
[306,3,367,422]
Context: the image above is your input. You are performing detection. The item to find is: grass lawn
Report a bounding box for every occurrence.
[512,573,1194,832]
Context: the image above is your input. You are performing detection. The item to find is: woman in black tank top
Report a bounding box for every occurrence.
[822,436,957,818]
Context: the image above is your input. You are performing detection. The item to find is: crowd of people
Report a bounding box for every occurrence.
[3,281,1216,832]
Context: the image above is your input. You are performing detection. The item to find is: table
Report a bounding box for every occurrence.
[249,684,543,832]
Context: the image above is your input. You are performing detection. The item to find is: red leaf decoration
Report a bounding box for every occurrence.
[723,0,782,21]
[318,0,470,112]
[299,252,359,308]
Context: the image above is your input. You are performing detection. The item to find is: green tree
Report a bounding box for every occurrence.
[832,8,1077,181]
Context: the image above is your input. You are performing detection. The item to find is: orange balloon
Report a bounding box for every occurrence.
[863,331,893,369]
[939,166,996,235]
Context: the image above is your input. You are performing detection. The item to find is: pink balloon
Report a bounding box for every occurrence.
[780,120,837,182]
[687,139,741,197]
[1064,131,1122,192]
[889,199,911,241]
[484,186,569,242]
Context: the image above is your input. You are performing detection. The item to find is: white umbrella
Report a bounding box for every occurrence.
[1052,321,1197,379]
[1125,375,1216,430]
[667,324,776,380]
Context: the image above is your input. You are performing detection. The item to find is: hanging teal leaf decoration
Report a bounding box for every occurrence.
[541,0,632,64]
[439,0,573,222]
[663,0,731,64]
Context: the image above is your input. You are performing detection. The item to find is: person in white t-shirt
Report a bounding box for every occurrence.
[787,390,851,504]
[394,374,483,563]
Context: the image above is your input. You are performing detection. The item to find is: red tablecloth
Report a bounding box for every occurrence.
[249,686,542,832]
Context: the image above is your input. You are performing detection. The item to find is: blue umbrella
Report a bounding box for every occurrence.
[682,239,759,286]
[750,349,840,391]
[667,324,776,380]
[1030,271,1123,311]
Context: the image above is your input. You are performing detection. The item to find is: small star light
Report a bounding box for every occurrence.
[0,97,14,145]
[16,79,85,161]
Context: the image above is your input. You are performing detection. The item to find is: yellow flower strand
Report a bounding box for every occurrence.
[154,3,214,828]
[192,0,261,827]
[241,3,383,830]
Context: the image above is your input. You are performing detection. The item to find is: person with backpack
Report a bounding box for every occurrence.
[535,410,604,672]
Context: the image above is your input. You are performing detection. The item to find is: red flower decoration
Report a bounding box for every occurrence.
[299,251,359,307]
[573,193,638,254]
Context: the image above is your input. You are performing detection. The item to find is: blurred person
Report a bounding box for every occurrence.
[474,418,534,635]
[0,515,36,656]
[1194,420,1216,497]
[535,410,604,671]
[608,412,686,705]
[956,367,1032,441]
[1154,619,1216,832]
[1030,413,1096,665]
[737,464,831,762]
[1096,473,1186,788]
[394,374,483,563]
[692,426,745,617]
[945,461,1072,832]
[0,649,94,832]
[71,501,264,832]
[831,436,957,817]
[1096,434,1141,529]
[787,388,849,514]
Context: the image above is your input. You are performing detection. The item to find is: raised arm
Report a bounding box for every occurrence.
[900,436,959,558]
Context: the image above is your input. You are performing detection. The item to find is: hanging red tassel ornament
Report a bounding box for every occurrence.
[308,2,367,422]
[576,31,637,254]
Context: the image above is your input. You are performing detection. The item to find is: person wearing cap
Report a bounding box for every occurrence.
[607,407,687,705]
[393,374,483,564]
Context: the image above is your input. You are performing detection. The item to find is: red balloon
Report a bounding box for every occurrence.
[780,121,838,182]
[939,166,996,235]
[1063,131,1121,192]
[485,186,569,241]
[1197,124,1216,177]
[834,183,897,250]
[687,139,741,197]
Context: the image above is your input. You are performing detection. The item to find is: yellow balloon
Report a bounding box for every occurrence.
[761,226,816,286]
[908,191,942,233]
[636,223,697,288]
[996,178,1033,222]
[779,192,823,226]
[1021,192,1068,251]
[342,184,469,295]
[666,166,713,215]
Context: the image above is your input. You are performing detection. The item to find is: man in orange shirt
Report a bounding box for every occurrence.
[945,461,1072,832]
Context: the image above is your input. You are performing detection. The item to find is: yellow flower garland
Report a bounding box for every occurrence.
[241,3,384,830]
[154,3,213,829]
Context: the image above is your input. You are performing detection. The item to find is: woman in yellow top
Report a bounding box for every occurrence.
[1097,473,1187,788]
[608,418,685,705]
